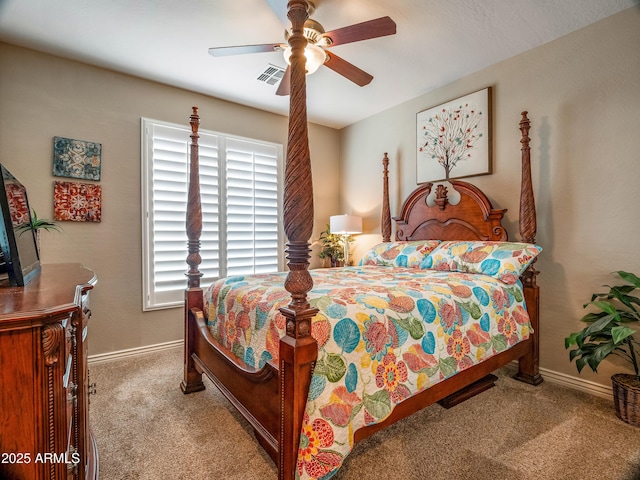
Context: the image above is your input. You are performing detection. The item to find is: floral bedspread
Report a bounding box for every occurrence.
[204,266,531,480]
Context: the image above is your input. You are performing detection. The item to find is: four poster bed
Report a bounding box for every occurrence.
[181,2,542,479]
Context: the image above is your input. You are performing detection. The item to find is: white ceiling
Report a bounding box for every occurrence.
[0,0,634,129]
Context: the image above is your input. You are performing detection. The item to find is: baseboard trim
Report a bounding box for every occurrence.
[538,366,613,400]
[89,341,614,400]
[88,340,183,365]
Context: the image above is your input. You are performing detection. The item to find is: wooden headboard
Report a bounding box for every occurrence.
[379,111,535,246]
[392,180,508,241]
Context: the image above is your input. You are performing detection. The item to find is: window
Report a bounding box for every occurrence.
[141,118,283,310]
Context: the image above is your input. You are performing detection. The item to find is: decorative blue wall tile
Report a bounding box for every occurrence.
[52,136,101,181]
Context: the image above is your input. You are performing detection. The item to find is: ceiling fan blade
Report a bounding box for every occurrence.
[265,0,289,27]
[275,66,291,96]
[324,52,373,87]
[208,43,283,57]
[321,16,396,47]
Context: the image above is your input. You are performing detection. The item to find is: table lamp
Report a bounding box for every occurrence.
[329,214,362,266]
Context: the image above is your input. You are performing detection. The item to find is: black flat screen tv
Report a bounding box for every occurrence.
[0,164,41,286]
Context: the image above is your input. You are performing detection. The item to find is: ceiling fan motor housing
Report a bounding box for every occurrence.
[285,18,330,47]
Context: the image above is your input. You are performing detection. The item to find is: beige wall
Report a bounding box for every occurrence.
[2,7,639,388]
[0,43,341,355]
[339,9,640,388]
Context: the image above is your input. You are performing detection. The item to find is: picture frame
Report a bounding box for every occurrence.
[52,136,102,181]
[0,164,41,286]
[416,87,492,183]
[53,181,102,222]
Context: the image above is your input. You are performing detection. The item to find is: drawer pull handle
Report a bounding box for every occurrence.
[67,325,77,346]
[67,446,79,473]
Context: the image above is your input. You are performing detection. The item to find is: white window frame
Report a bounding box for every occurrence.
[141,117,284,311]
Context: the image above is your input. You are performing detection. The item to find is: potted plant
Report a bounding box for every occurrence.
[317,224,358,267]
[565,270,640,427]
[318,224,344,267]
[16,209,61,250]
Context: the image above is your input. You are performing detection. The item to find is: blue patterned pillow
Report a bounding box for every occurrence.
[423,241,542,284]
[359,240,441,268]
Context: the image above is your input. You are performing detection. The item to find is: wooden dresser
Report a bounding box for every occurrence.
[0,264,98,480]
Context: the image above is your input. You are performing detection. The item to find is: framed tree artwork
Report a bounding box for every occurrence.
[416,87,492,183]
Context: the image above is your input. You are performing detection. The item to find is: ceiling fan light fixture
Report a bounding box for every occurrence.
[283,43,327,75]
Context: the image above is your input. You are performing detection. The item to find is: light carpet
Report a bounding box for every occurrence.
[89,347,640,479]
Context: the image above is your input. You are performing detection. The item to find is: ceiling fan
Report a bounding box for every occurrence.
[208,0,396,96]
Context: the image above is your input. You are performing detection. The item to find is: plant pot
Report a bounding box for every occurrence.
[611,373,640,427]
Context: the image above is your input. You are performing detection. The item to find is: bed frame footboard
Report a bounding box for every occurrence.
[188,306,281,460]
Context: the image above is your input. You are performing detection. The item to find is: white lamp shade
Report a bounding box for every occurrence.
[330,214,362,235]
[283,43,327,75]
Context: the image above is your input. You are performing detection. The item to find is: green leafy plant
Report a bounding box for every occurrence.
[565,271,640,379]
[318,224,356,266]
[16,209,62,236]
[318,224,344,265]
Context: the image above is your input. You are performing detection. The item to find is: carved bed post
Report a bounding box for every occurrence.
[514,111,543,385]
[381,153,392,242]
[518,111,536,246]
[181,106,206,394]
[278,1,319,479]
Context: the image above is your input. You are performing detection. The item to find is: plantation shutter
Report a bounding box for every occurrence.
[225,138,280,276]
[142,118,282,311]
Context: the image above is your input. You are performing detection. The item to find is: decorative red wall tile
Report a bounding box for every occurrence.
[53,181,102,222]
